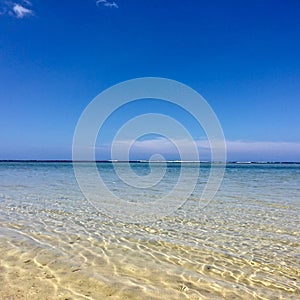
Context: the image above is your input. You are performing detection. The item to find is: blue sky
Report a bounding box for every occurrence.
[0,0,299,161]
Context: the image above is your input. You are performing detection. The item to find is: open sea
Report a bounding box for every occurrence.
[0,162,299,299]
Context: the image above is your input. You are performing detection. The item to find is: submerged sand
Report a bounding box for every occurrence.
[0,215,299,300]
[0,162,299,299]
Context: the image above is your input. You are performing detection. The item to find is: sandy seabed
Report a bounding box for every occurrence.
[1,162,299,299]
[0,220,299,300]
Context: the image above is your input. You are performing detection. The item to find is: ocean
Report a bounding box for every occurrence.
[0,162,299,299]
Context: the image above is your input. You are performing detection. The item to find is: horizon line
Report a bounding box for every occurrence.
[1,160,300,164]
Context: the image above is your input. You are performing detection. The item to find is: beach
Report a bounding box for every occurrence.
[0,162,299,299]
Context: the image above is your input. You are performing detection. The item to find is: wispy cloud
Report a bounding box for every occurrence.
[13,3,33,18]
[225,140,300,161]
[96,0,119,9]
[94,138,300,162]
[0,1,34,18]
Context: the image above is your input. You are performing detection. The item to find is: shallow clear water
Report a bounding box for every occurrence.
[0,162,299,299]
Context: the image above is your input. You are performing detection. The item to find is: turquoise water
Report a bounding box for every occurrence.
[0,162,299,299]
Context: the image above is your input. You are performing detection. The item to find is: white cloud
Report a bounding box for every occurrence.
[95,138,300,162]
[13,3,33,18]
[225,140,300,161]
[0,1,34,18]
[22,0,32,6]
[96,0,119,9]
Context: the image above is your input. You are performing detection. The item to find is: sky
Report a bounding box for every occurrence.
[0,0,299,161]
